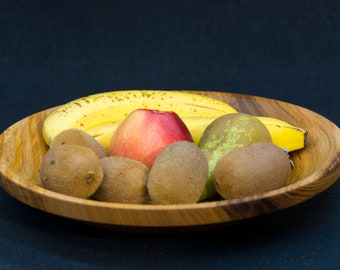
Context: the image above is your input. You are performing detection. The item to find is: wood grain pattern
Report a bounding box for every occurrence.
[1,91,340,232]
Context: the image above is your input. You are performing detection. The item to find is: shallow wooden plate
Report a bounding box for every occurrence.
[1,91,340,233]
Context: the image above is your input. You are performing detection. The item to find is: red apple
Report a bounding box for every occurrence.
[109,109,193,168]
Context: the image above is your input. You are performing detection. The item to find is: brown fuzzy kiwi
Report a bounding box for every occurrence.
[147,141,209,205]
[50,129,108,159]
[39,144,103,198]
[92,156,150,204]
[213,142,292,200]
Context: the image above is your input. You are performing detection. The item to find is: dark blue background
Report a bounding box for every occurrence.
[1,1,339,269]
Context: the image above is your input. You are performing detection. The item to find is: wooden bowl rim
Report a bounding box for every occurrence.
[1,90,340,230]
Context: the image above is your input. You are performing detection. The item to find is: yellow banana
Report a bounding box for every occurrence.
[257,116,307,152]
[85,122,120,150]
[42,90,237,146]
[43,90,306,152]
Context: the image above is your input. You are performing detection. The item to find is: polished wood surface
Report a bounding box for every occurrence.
[1,91,340,231]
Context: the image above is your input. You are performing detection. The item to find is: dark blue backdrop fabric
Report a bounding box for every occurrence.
[1,1,339,269]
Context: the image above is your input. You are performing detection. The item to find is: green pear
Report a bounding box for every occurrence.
[198,113,272,200]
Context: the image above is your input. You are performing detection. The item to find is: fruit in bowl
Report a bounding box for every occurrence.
[198,113,273,200]
[37,90,308,205]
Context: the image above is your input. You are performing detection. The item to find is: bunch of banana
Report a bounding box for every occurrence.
[42,90,307,152]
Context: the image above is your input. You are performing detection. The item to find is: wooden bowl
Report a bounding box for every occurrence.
[1,91,340,233]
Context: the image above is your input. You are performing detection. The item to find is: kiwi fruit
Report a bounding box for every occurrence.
[147,141,208,205]
[213,142,292,200]
[39,144,103,198]
[50,128,108,159]
[92,156,150,204]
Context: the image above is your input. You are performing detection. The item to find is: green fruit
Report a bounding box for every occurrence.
[198,113,272,200]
